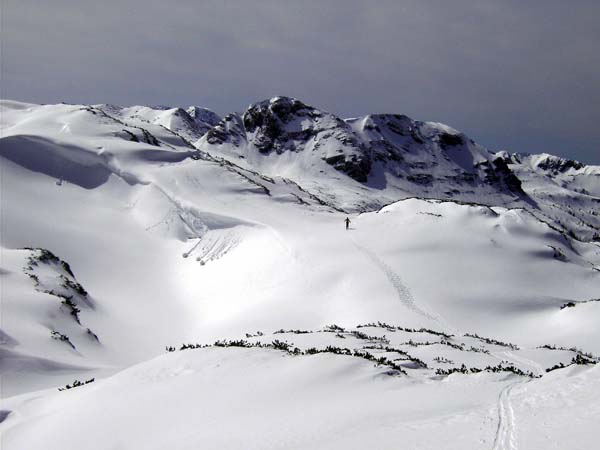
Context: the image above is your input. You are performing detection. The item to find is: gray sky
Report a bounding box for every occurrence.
[2,0,599,164]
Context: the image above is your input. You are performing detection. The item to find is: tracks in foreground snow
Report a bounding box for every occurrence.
[492,378,530,450]
[490,350,544,450]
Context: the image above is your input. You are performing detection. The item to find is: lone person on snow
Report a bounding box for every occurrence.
[345,217,351,230]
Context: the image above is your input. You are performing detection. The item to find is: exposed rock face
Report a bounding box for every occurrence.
[480,158,525,195]
[351,113,526,196]
[239,97,372,182]
[242,97,319,153]
[438,132,465,149]
[323,153,372,183]
[507,153,586,174]
[534,155,584,173]
[205,113,246,147]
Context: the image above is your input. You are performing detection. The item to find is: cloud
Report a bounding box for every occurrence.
[2,0,599,163]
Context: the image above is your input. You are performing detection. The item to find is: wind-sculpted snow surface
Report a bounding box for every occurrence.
[2,98,600,449]
[0,135,143,188]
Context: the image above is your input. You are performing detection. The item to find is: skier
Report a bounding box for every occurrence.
[344,217,351,230]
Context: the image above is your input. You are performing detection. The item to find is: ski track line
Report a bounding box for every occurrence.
[351,238,453,332]
[492,379,529,450]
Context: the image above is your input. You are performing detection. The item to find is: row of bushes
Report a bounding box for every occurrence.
[436,363,538,378]
[464,332,520,350]
[167,339,409,375]
[356,322,453,339]
[538,344,599,362]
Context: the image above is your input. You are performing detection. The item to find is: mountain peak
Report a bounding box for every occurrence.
[186,106,221,127]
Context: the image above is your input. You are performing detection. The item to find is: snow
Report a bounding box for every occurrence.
[1,98,599,449]
[0,347,504,450]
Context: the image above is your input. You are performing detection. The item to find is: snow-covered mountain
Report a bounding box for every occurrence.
[96,103,222,144]
[196,96,599,240]
[1,97,599,449]
[198,97,526,208]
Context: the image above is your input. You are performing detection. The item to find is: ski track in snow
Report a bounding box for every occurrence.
[151,184,243,263]
[492,379,529,450]
[351,238,453,332]
[489,350,540,450]
[184,230,241,263]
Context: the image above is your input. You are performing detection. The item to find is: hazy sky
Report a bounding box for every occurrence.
[2,0,599,163]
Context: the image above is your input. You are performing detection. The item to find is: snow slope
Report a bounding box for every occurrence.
[1,98,599,449]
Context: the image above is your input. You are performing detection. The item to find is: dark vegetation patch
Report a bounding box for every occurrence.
[58,378,95,391]
[560,298,600,310]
